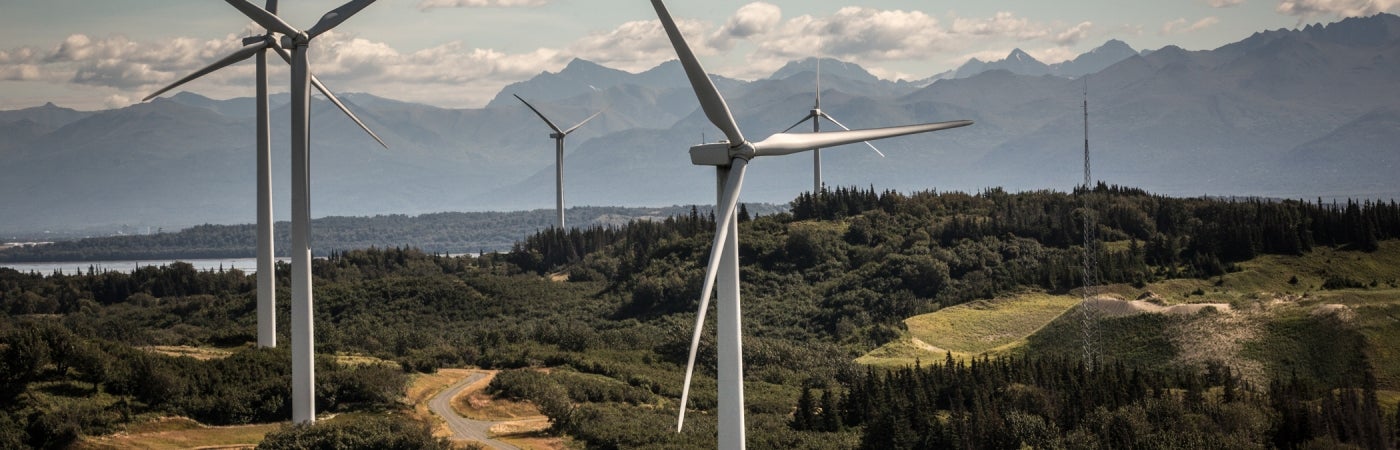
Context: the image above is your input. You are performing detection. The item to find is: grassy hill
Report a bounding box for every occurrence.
[860,240,1400,395]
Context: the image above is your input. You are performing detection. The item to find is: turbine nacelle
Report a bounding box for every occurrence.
[689,142,752,166]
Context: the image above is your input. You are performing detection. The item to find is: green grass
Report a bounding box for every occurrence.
[904,292,1080,355]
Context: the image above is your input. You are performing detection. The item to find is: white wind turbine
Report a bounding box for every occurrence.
[142,0,385,351]
[514,94,605,230]
[780,58,885,194]
[221,0,380,424]
[650,1,972,448]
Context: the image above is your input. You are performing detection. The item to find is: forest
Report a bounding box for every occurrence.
[2,185,1398,449]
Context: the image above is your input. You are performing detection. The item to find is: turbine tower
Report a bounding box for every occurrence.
[780,58,884,194]
[651,1,972,447]
[513,94,604,229]
[223,0,380,424]
[142,0,385,350]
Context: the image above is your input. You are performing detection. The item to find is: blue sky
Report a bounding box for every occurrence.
[1,0,1395,110]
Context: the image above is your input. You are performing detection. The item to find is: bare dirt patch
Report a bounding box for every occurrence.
[1084,296,1231,317]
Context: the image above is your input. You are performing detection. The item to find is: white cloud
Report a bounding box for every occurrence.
[1027,47,1078,64]
[712,2,782,51]
[417,0,549,10]
[952,11,1046,40]
[1160,17,1221,35]
[1276,0,1400,18]
[1206,0,1247,7]
[720,2,781,38]
[104,94,136,109]
[0,64,42,81]
[1054,22,1095,46]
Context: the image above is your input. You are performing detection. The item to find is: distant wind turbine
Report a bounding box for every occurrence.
[513,94,604,229]
[221,0,381,424]
[780,58,885,194]
[142,0,385,351]
[650,1,972,448]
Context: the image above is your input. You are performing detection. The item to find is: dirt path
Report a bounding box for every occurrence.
[428,372,519,450]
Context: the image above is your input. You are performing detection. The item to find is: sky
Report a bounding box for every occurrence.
[1,0,1396,110]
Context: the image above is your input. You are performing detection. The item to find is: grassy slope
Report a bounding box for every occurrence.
[859,241,1400,393]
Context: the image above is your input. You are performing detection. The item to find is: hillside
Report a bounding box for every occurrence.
[2,186,1398,448]
[860,241,1400,390]
[3,14,1400,233]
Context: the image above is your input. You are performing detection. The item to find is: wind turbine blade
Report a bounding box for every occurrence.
[265,0,278,14]
[677,158,749,432]
[651,0,745,146]
[752,120,973,157]
[820,113,886,157]
[562,107,606,136]
[310,75,387,148]
[143,41,267,102]
[780,113,816,134]
[224,0,302,37]
[307,0,378,39]
[514,94,563,134]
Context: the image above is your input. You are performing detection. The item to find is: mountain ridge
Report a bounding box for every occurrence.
[3,13,1398,232]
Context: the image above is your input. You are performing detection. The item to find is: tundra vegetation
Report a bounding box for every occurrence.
[2,185,1398,449]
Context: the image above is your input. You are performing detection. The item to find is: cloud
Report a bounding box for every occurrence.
[417,0,548,10]
[1054,22,1095,46]
[753,7,950,63]
[712,2,782,50]
[1160,16,1221,35]
[1275,0,1400,18]
[0,64,42,81]
[1206,0,1246,7]
[951,11,1046,40]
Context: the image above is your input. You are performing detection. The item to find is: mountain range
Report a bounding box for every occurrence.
[2,13,1398,233]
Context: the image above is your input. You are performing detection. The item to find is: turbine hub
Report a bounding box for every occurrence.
[550,132,565,139]
[282,33,310,48]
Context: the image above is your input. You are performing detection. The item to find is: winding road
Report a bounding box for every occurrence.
[428,372,519,450]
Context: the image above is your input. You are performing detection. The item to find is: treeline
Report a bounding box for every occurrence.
[801,354,1396,449]
[0,205,783,263]
[515,185,1399,296]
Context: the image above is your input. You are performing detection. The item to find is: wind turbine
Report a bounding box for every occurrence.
[221,0,380,424]
[650,1,972,448]
[142,0,385,352]
[780,58,886,194]
[513,94,604,229]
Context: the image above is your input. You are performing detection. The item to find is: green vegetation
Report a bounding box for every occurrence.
[906,292,1080,355]
[2,185,1398,448]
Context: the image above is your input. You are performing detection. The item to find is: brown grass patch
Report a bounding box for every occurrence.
[499,432,573,450]
[75,417,279,450]
[147,346,237,360]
